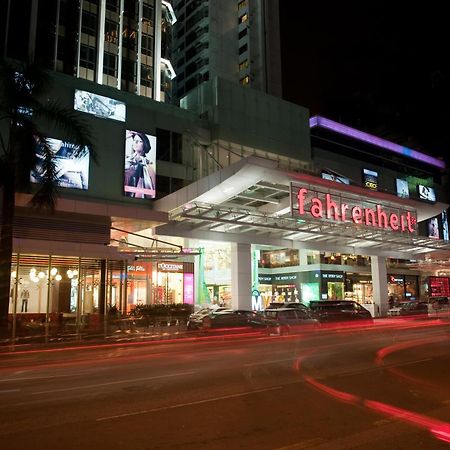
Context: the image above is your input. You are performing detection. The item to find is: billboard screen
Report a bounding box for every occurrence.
[418,185,436,202]
[363,168,378,190]
[442,211,449,241]
[321,170,350,185]
[396,179,409,198]
[31,138,90,190]
[74,89,126,122]
[124,130,156,199]
[428,217,439,239]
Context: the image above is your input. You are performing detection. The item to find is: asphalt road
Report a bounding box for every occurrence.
[0,318,449,450]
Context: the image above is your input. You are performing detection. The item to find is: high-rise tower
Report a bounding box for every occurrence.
[2,0,177,102]
[171,0,282,102]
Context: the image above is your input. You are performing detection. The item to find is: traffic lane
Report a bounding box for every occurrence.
[0,323,447,409]
[0,372,446,450]
[0,325,448,441]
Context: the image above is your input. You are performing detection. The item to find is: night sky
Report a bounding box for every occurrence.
[280,2,450,162]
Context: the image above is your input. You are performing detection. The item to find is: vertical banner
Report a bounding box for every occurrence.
[124,130,157,198]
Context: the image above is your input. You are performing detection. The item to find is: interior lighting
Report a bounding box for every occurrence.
[50,267,58,277]
[38,271,46,279]
[55,274,62,281]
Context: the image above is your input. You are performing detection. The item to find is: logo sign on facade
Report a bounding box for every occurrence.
[273,274,298,283]
[322,272,344,280]
[157,262,184,272]
[363,168,378,191]
[251,289,263,311]
[291,183,417,234]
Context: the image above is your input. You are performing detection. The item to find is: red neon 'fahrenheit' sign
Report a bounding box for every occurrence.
[296,188,416,233]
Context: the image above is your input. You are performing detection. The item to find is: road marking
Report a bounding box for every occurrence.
[244,357,295,367]
[32,371,196,395]
[0,373,82,383]
[275,438,325,449]
[0,389,20,394]
[96,385,283,422]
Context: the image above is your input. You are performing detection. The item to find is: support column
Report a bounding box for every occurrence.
[371,256,389,317]
[231,243,252,310]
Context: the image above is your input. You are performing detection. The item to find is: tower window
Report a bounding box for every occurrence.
[238,13,248,24]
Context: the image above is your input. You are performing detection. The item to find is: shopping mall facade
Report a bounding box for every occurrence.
[5,74,450,338]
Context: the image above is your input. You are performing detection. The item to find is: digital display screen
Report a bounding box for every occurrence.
[429,276,450,297]
[442,211,449,241]
[31,138,90,190]
[363,168,378,190]
[428,217,439,239]
[396,178,409,198]
[418,185,436,202]
[124,130,156,199]
[321,170,350,185]
[74,89,126,122]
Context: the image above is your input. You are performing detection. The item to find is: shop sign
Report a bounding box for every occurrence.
[251,289,263,311]
[273,274,297,283]
[127,264,146,272]
[292,184,417,234]
[389,275,404,284]
[322,272,344,280]
[258,275,272,283]
[183,273,194,304]
[157,262,184,272]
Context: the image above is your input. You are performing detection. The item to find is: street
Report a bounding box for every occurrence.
[0,318,449,449]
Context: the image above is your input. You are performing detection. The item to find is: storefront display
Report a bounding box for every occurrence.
[321,272,345,300]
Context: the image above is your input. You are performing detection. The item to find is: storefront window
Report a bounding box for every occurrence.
[258,249,299,268]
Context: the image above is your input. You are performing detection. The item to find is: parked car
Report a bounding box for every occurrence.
[308,301,373,324]
[263,307,319,335]
[388,301,429,317]
[187,307,230,330]
[266,302,311,314]
[201,309,269,330]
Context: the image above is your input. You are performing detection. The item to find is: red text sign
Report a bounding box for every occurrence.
[293,186,417,233]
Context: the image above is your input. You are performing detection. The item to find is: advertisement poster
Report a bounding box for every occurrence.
[321,170,350,185]
[396,178,409,198]
[124,130,156,199]
[363,168,378,190]
[31,138,90,190]
[428,217,439,239]
[442,211,449,241]
[418,185,436,202]
[74,89,126,122]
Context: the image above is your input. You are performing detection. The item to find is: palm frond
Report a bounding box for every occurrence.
[29,136,59,211]
[33,102,97,162]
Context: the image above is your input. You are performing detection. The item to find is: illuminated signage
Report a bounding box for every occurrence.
[157,262,184,272]
[31,138,90,190]
[292,184,417,234]
[183,273,194,304]
[124,130,156,199]
[363,168,378,190]
[428,217,439,239]
[396,179,409,198]
[442,211,449,241]
[321,170,350,185]
[74,89,126,122]
[418,185,436,202]
[322,272,344,280]
[429,276,450,297]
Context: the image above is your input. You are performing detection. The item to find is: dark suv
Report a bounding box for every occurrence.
[309,301,373,324]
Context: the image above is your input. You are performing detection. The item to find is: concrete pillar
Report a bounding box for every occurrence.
[231,243,252,310]
[371,256,389,317]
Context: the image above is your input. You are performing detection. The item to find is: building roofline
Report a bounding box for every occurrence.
[310,116,446,170]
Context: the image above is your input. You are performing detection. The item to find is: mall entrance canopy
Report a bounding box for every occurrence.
[155,156,450,259]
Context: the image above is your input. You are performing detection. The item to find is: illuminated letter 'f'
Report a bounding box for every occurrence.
[297,188,308,215]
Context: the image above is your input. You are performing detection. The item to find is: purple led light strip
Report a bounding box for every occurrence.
[309,116,445,169]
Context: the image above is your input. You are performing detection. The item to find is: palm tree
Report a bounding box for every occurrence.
[0,59,95,333]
